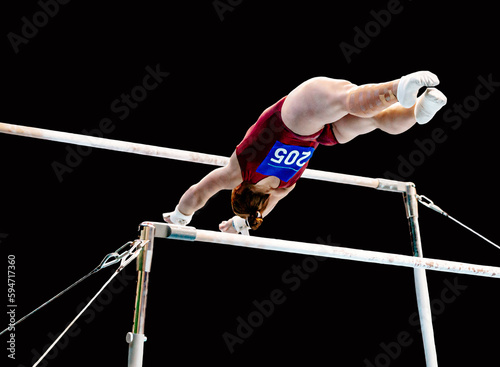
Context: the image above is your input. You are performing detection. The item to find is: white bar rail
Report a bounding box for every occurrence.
[0,122,407,192]
[149,222,500,279]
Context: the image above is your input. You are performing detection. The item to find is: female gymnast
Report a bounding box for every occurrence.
[163,71,447,234]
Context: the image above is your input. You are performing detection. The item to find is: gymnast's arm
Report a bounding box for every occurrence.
[164,152,242,222]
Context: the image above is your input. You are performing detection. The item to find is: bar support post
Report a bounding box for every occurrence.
[404,184,438,367]
[127,223,155,367]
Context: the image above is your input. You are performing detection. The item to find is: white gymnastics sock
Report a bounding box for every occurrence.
[397,71,440,108]
[415,88,447,125]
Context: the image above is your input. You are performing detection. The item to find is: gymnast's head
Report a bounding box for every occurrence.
[231,182,270,230]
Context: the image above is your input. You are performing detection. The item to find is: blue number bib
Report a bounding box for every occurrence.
[256,141,315,182]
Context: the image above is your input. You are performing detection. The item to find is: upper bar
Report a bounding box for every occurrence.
[145,222,500,279]
[0,122,408,192]
[0,122,229,167]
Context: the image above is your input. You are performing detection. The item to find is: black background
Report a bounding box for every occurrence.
[0,1,499,366]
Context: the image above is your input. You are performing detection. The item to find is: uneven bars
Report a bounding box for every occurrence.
[152,223,500,279]
[0,122,407,192]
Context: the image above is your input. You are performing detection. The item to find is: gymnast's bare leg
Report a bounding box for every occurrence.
[332,88,447,143]
[281,71,447,142]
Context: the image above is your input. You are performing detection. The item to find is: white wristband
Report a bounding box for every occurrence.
[163,205,193,226]
[232,216,250,234]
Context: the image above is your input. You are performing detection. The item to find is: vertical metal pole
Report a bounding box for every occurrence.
[127,223,155,367]
[404,184,438,367]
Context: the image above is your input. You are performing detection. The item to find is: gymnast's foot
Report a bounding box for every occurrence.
[415,88,447,125]
[397,71,440,108]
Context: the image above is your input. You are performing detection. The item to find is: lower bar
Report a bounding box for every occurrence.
[148,222,500,278]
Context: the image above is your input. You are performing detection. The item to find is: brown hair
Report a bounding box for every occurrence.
[231,182,270,230]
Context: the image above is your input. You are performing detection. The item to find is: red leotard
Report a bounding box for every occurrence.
[236,97,338,188]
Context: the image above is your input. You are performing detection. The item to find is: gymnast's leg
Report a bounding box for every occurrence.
[281,71,440,136]
[332,88,447,144]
